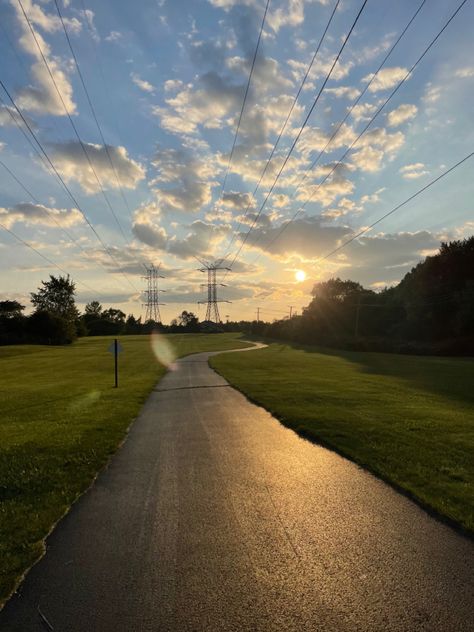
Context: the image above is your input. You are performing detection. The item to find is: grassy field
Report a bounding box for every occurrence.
[211,343,474,534]
[0,333,249,606]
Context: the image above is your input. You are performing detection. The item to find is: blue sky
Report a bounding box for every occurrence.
[0,0,473,322]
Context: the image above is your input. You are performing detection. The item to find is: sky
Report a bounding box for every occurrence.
[0,0,473,323]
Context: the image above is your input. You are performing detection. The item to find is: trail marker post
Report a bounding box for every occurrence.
[107,339,123,388]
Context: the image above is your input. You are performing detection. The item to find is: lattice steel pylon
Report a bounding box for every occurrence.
[197,259,231,323]
[142,264,166,323]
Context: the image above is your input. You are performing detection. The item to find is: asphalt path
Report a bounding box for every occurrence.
[1,345,473,631]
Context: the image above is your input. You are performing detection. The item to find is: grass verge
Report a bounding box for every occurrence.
[0,333,249,606]
[210,342,474,534]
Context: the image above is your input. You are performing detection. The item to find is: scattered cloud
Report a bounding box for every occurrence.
[49,142,146,194]
[387,103,417,127]
[0,202,83,229]
[131,73,155,93]
[150,145,217,214]
[455,67,474,78]
[363,66,408,93]
[399,163,429,180]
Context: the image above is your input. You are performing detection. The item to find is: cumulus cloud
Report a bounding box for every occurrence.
[0,202,83,229]
[12,0,81,34]
[131,202,168,249]
[246,216,351,259]
[48,141,146,194]
[207,0,327,33]
[168,220,230,259]
[399,163,429,179]
[130,73,155,93]
[150,146,217,214]
[221,191,255,210]
[351,127,404,172]
[297,163,355,207]
[387,103,417,127]
[363,66,408,93]
[11,0,77,116]
[154,71,244,134]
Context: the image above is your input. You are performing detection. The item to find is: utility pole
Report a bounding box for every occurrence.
[143,264,166,323]
[197,259,231,323]
[288,305,295,318]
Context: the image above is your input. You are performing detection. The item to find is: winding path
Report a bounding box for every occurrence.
[1,344,473,631]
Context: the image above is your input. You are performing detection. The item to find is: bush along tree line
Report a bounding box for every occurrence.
[246,237,474,356]
[1,237,473,353]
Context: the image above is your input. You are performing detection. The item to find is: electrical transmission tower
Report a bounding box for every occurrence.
[197,259,231,323]
[143,264,166,323]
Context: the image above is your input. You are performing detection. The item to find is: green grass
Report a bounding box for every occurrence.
[211,343,474,534]
[0,333,249,606]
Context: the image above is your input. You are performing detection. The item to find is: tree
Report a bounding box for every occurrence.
[102,308,126,324]
[0,300,25,318]
[84,301,103,317]
[27,310,76,344]
[31,275,79,322]
[177,310,199,331]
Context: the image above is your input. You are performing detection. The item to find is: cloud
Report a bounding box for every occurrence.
[246,215,351,259]
[150,145,216,214]
[0,202,83,229]
[105,30,123,42]
[48,141,146,194]
[154,71,245,134]
[131,202,168,249]
[130,73,155,93]
[167,220,230,259]
[297,162,355,207]
[455,67,474,78]
[325,86,361,100]
[12,0,81,34]
[11,0,78,116]
[207,0,327,33]
[351,127,404,172]
[399,163,429,180]
[221,191,255,210]
[363,67,408,93]
[387,103,417,127]
[164,79,184,92]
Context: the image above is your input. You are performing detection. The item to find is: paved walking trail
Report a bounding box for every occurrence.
[1,345,473,631]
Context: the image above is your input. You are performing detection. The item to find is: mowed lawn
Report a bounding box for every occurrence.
[0,333,249,605]
[211,343,474,534]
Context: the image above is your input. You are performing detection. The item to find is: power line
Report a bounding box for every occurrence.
[0,78,138,292]
[52,0,136,227]
[215,0,271,213]
[291,0,428,199]
[221,0,342,258]
[0,221,100,296]
[315,152,473,263]
[224,0,369,273]
[251,0,469,262]
[17,0,129,245]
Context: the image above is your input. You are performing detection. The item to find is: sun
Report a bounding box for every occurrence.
[295,270,306,282]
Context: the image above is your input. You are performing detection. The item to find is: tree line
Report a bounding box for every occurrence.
[0,275,203,345]
[1,237,473,354]
[249,237,474,355]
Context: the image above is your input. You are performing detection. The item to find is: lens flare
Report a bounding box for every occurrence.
[295,270,306,282]
[150,330,177,370]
